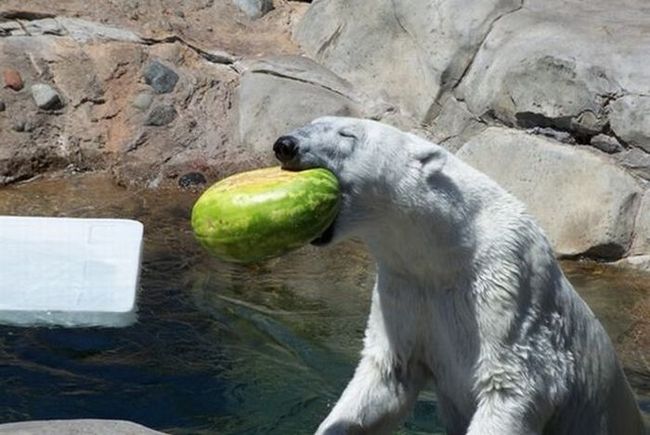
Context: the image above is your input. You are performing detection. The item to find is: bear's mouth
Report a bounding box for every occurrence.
[310,218,336,246]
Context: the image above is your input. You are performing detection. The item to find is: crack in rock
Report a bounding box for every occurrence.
[451,0,524,95]
[241,67,358,102]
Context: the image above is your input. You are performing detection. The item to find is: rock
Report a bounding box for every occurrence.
[615,148,650,181]
[145,105,177,126]
[528,127,576,144]
[0,419,166,434]
[0,17,142,44]
[630,191,650,256]
[457,127,642,259]
[56,17,143,43]
[0,2,303,188]
[237,55,361,161]
[132,92,154,111]
[0,101,5,112]
[233,0,274,19]
[608,95,650,153]
[3,68,23,91]
[143,61,179,94]
[590,134,624,154]
[295,0,522,122]
[430,96,486,153]
[31,84,64,110]
[611,255,650,273]
[455,1,650,141]
[11,120,25,132]
[178,171,207,189]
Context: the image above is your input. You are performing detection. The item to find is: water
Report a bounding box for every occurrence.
[0,174,648,433]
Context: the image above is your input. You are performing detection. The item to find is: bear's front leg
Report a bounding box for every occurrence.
[317,281,424,435]
[315,354,422,435]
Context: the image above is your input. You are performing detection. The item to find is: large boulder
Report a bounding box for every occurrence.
[455,0,650,146]
[0,420,165,434]
[236,55,361,163]
[294,0,522,122]
[457,127,642,259]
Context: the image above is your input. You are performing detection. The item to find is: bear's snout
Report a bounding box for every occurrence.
[273,136,299,163]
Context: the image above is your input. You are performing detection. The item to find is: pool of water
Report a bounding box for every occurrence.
[0,173,648,434]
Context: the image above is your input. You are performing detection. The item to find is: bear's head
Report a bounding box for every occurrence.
[273,116,451,247]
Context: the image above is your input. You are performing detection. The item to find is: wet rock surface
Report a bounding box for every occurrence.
[0,419,167,434]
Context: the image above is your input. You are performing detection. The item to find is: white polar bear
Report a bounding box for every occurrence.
[273,117,647,435]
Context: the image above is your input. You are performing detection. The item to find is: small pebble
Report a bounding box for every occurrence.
[12,120,25,132]
[143,61,179,94]
[233,0,274,18]
[3,69,23,91]
[31,83,64,110]
[178,172,207,189]
[145,105,177,126]
[132,92,154,111]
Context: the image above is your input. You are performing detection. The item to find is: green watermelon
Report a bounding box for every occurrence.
[191,166,340,264]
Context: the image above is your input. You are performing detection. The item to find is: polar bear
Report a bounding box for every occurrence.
[272,117,646,435]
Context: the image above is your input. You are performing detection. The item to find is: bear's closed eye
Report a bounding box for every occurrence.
[338,128,357,139]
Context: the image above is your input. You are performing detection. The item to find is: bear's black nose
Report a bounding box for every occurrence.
[273,136,298,162]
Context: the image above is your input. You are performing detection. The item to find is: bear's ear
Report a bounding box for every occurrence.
[413,146,447,179]
[338,124,364,141]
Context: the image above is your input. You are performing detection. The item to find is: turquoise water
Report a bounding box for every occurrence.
[0,174,648,433]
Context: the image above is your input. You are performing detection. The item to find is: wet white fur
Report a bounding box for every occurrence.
[281,117,646,435]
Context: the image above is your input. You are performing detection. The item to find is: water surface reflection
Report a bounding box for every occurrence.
[0,174,647,433]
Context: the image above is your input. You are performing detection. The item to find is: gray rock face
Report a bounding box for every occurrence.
[455,1,650,144]
[429,96,486,153]
[615,148,650,181]
[295,0,522,122]
[143,61,179,94]
[590,134,624,154]
[233,0,274,19]
[31,84,64,110]
[457,127,642,259]
[0,419,166,434]
[236,55,361,161]
[609,95,650,153]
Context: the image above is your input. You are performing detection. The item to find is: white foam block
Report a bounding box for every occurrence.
[0,216,143,327]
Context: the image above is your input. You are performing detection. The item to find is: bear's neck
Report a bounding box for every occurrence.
[363,211,477,288]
